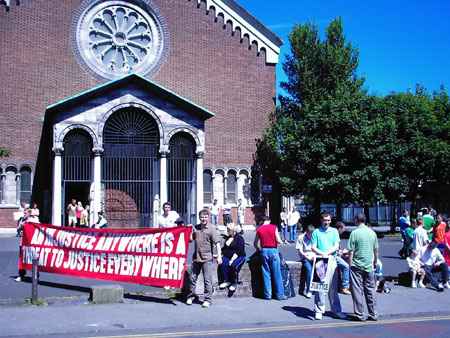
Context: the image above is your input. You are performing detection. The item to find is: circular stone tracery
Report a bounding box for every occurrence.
[76,1,164,79]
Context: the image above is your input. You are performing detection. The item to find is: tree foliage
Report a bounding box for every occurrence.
[256,18,450,220]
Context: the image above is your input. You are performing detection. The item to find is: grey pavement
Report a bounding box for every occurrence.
[1,285,450,338]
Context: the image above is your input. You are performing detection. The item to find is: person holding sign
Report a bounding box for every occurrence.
[310,212,344,320]
[186,209,222,308]
[347,213,379,321]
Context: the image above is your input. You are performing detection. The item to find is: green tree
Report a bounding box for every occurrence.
[258,18,383,221]
[0,147,9,158]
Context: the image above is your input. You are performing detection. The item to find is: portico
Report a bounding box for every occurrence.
[45,74,213,227]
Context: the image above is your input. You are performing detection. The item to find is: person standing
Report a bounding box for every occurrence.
[66,199,77,227]
[29,202,40,223]
[311,212,344,320]
[222,199,232,225]
[433,214,447,252]
[422,208,435,240]
[254,216,286,300]
[287,206,301,242]
[347,213,379,321]
[413,218,429,252]
[210,199,220,226]
[186,209,222,308]
[158,202,180,228]
[237,198,245,227]
[279,207,288,243]
[75,201,84,227]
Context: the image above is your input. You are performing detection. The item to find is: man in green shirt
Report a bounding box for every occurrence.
[422,208,435,240]
[347,213,379,321]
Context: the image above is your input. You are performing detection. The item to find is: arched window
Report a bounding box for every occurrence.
[203,170,213,204]
[4,166,17,205]
[226,170,237,204]
[20,167,32,204]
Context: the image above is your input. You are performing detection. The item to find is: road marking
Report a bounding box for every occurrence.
[90,314,450,338]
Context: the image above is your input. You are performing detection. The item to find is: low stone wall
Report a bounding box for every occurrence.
[181,261,303,298]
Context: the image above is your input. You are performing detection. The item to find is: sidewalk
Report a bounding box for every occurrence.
[1,285,449,337]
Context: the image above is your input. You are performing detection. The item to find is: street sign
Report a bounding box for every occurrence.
[262,184,272,193]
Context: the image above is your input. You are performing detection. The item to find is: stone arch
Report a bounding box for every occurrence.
[57,124,98,150]
[166,127,202,154]
[98,102,164,150]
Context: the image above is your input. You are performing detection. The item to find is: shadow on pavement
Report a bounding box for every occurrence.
[19,277,91,294]
[282,306,315,320]
[124,293,176,305]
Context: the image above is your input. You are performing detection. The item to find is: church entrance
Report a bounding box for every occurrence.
[102,108,160,228]
[62,130,93,226]
[168,133,197,224]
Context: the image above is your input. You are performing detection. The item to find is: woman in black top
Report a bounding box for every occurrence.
[219,223,246,291]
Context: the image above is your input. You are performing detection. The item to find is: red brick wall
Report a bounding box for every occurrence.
[0,209,17,228]
[0,0,277,225]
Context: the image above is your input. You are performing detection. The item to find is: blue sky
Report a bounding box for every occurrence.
[238,0,450,97]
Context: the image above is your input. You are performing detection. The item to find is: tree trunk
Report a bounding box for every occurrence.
[312,196,321,225]
[336,202,342,221]
[363,204,371,224]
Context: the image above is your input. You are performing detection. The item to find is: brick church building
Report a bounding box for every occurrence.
[0,0,282,228]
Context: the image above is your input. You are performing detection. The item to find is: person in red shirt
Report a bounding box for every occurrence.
[434,215,447,251]
[444,221,450,269]
[254,216,286,300]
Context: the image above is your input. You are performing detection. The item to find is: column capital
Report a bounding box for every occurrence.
[52,146,64,155]
[92,147,104,156]
[195,151,204,159]
[159,150,170,158]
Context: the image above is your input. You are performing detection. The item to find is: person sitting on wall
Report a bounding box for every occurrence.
[419,240,449,292]
[219,223,246,292]
[158,202,180,228]
[296,223,315,298]
[94,211,108,229]
[335,221,351,295]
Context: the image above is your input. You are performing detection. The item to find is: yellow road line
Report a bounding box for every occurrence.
[90,314,450,338]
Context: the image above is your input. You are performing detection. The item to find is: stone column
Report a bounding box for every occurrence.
[15,173,21,205]
[196,152,204,222]
[0,166,5,204]
[159,150,168,205]
[52,147,63,225]
[92,147,103,225]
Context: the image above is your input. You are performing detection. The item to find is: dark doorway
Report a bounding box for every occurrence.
[168,133,196,224]
[102,108,160,228]
[62,129,93,226]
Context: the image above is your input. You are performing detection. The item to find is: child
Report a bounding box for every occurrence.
[406,251,425,288]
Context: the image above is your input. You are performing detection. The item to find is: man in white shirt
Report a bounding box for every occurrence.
[237,198,245,226]
[158,202,180,228]
[287,206,301,242]
[210,199,220,225]
[419,240,449,292]
[413,219,429,252]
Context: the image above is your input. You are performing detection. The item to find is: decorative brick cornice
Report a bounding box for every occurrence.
[192,0,281,64]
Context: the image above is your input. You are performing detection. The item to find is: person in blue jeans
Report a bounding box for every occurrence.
[254,216,286,300]
[219,223,246,292]
[296,224,315,298]
[336,222,351,294]
[288,207,301,242]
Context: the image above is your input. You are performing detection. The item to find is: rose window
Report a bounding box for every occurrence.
[76,1,164,79]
